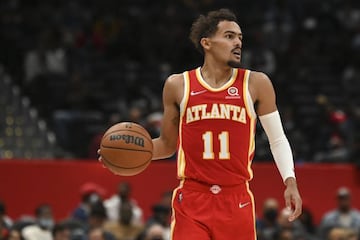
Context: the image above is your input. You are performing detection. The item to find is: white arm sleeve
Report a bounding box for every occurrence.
[259,110,295,183]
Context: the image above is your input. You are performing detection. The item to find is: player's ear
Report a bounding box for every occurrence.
[200,37,211,51]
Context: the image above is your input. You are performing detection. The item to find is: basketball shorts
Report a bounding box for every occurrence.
[170,179,256,240]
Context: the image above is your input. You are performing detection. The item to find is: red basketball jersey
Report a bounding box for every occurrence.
[177,67,257,186]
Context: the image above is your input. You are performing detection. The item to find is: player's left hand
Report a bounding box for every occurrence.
[284,177,302,222]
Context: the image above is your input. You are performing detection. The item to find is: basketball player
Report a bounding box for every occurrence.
[99,8,302,240]
[150,8,302,240]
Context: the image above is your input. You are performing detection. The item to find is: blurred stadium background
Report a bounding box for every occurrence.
[0,0,360,239]
[0,0,359,161]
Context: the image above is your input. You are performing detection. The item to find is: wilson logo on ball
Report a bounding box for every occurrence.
[109,134,145,147]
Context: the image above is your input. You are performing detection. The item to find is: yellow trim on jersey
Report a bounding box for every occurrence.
[177,72,190,178]
[195,67,238,92]
[177,147,186,177]
[246,182,257,240]
[243,69,256,180]
[170,181,185,240]
[243,70,256,119]
[247,118,256,179]
[179,71,190,115]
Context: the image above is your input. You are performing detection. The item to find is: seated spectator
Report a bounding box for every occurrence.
[327,227,347,240]
[88,227,115,240]
[145,112,163,138]
[135,223,166,240]
[298,205,317,238]
[86,201,116,239]
[87,201,108,230]
[318,187,360,239]
[145,204,170,239]
[145,190,172,229]
[23,29,67,85]
[21,204,54,240]
[88,113,122,159]
[0,200,13,239]
[276,207,315,240]
[277,228,293,240]
[8,229,24,240]
[52,222,71,240]
[344,228,359,240]
[104,182,143,225]
[71,182,107,223]
[103,201,144,240]
[256,198,281,240]
[144,224,166,240]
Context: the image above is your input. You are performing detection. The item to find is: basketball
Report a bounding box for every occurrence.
[100,122,153,176]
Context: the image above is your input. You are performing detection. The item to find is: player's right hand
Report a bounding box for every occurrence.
[97,149,106,167]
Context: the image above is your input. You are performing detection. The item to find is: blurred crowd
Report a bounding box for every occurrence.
[0,0,360,161]
[256,186,360,240]
[1,182,360,240]
[0,181,173,240]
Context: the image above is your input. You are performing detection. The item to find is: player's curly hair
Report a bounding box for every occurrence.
[189,8,238,55]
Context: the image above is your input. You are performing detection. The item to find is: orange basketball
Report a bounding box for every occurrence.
[100,122,153,176]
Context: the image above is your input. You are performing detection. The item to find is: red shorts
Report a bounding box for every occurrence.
[170,180,256,240]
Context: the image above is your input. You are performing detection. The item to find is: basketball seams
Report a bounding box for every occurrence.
[100,145,152,153]
[100,122,153,176]
[102,128,152,144]
[101,154,151,170]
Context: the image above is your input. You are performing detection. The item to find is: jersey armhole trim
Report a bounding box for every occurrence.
[179,71,190,117]
[244,70,257,119]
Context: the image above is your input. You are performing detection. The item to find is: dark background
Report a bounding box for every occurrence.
[0,0,359,163]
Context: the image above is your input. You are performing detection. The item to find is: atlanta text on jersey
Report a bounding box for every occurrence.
[186,103,247,124]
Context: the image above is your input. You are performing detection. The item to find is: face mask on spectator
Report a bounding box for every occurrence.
[264,209,278,222]
[38,218,54,229]
[89,193,100,204]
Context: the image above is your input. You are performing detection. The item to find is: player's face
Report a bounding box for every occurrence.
[207,21,243,68]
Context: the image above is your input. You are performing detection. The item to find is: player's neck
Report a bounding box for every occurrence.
[200,62,233,88]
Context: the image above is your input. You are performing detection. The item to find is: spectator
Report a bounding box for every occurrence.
[23,29,67,84]
[327,227,347,240]
[87,201,116,240]
[0,200,12,238]
[104,182,143,225]
[21,204,54,240]
[256,198,281,240]
[71,182,107,223]
[145,112,163,138]
[103,201,144,240]
[145,191,172,228]
[277,228,293,240]
[318,187,360,239]
[87,201,107,230]
[344,228,359,240]
[87,227,115,240]
[52,222,71,240]
[313,95,354,163]
[143,224,166,240]
[57,219,86,240]
[145,205,170,238]
[0,221,5,240]
[8,229,24,240]
[298,206,317,238]
[277,207,315,240]
[88,113,123,159]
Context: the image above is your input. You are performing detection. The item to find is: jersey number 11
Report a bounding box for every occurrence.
[202,131,230,160]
